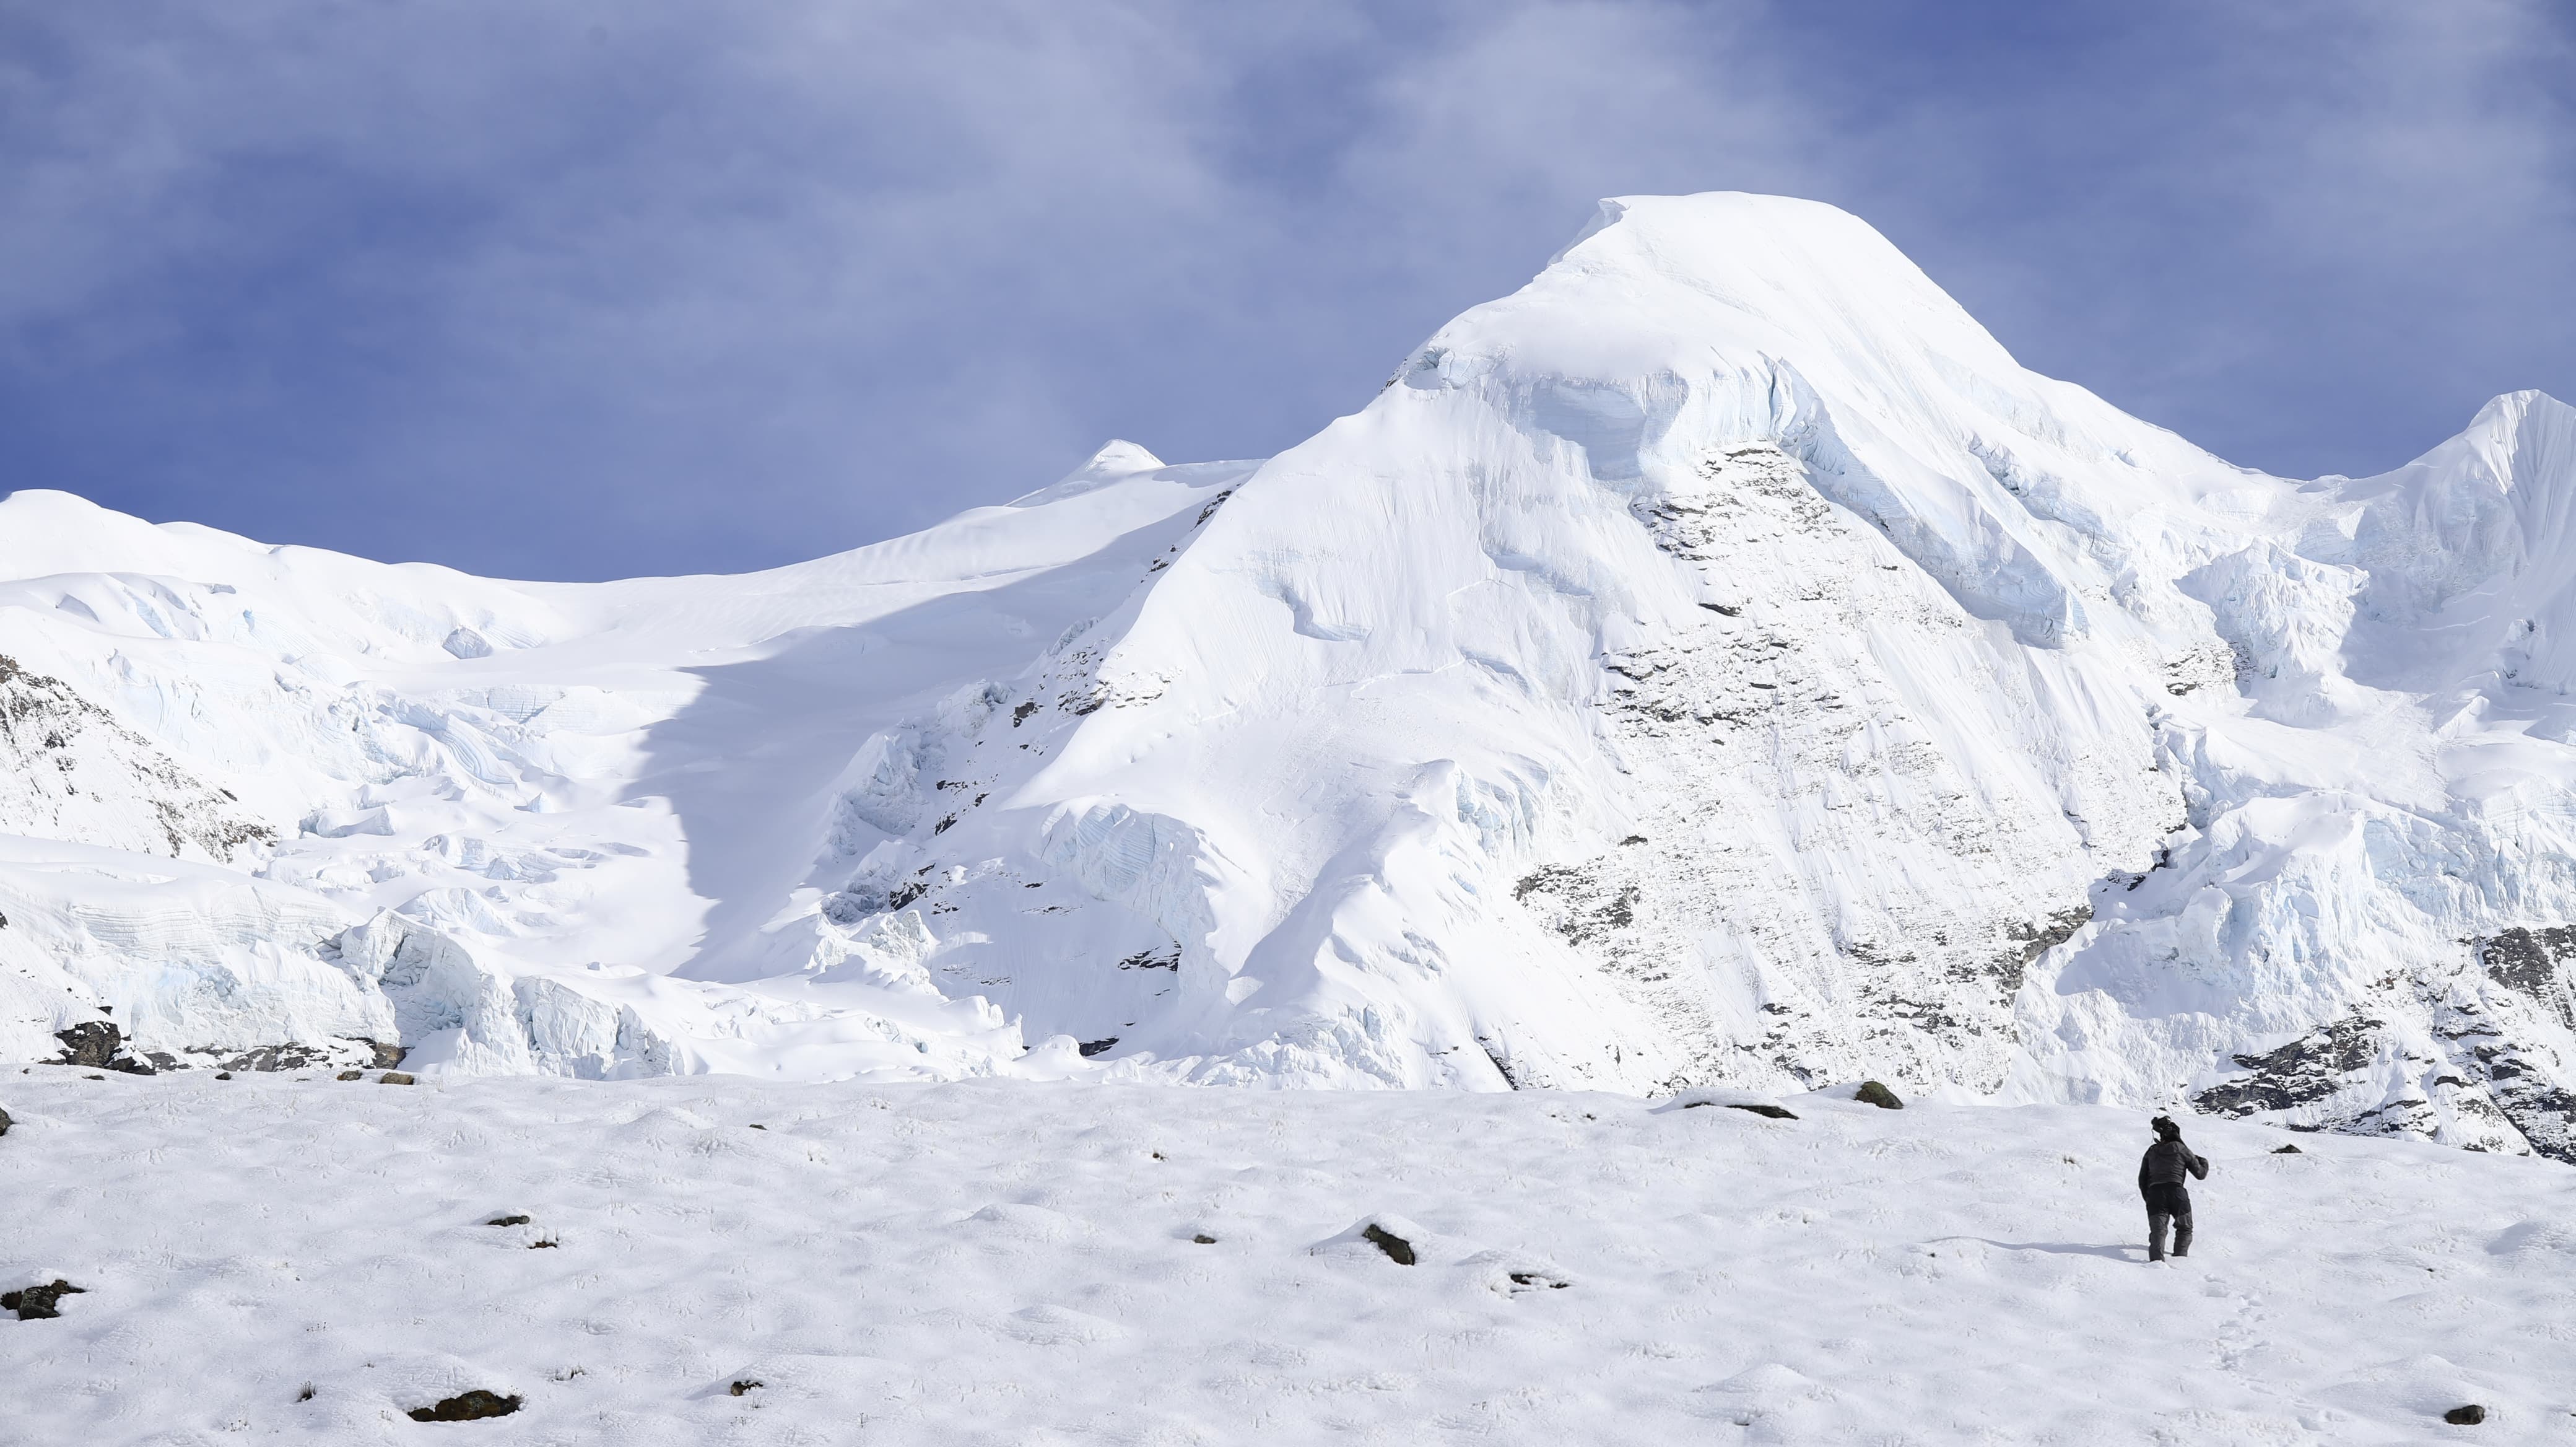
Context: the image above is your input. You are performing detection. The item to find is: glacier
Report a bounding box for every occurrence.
[5,191,2575,1159]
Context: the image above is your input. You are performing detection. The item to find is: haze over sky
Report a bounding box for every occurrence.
[5,1,2572,581]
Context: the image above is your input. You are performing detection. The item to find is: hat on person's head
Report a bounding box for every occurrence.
[2151,1115,2181,1140]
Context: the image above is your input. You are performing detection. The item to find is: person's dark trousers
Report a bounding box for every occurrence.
[2146,1182,2193,1261]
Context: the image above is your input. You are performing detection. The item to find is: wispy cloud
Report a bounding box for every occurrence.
[0,1,2568,576]
[1785,0,2576,473]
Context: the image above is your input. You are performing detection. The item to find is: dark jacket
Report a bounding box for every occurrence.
[2138,1138,2209,1196]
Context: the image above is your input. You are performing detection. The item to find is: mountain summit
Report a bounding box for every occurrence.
[6,193,2574,1158]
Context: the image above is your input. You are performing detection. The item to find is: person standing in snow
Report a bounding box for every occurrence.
[2139,1115,2210,1262]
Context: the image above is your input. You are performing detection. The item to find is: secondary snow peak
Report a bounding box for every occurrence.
[1012,439,1170,507]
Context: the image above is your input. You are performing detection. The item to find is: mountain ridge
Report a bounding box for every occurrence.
[6,191,2575,1160]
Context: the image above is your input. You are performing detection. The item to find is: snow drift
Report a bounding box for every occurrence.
[6,192,2575,1158]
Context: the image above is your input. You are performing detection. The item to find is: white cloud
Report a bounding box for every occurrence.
[0,0,2569,574]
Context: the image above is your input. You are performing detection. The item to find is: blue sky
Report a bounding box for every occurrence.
[4,1,2571,580]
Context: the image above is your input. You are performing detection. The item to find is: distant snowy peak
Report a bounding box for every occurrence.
[1012,439,1169,507]
[6,191,2576,1165]
[2328,390,2576,679]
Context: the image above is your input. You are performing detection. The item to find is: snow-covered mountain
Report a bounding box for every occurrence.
[6,192,2575,1159]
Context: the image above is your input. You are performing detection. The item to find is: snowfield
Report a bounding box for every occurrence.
[7,189,2576,1165]
[3,1072,2570,1445]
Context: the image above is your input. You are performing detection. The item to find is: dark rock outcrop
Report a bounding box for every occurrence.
[1855,1080,1905,1110]
[181,1039,396,1074]
[2482,926,2576,1000]
[53,1021,120,1069]
[0,653,273,862]
[2193,1016,2382,1117]
[47,1023,395,1078]
[1997,905,2092,992]
[53,1021,151,1075]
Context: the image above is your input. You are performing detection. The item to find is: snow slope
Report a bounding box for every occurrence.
[2,1072,2567,1445]
[6,192,2576,1160]
[0,447,1250,1082]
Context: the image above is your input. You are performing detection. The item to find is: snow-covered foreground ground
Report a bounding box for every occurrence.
[4,1077,2567,1445]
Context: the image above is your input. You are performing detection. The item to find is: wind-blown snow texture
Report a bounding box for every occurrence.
[7,192,2576,1158]
[4,1074,2570,1444]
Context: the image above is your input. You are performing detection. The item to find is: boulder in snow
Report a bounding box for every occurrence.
[407,1389,521,1422]
[3,1280,85,1320]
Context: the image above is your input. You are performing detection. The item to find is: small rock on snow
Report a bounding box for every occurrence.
[1362,1224,1416,1266]
[2445,1404,2486,1425]
[1856,1080,1905,1110]
[3,1280,87,1320]
[407,1389,521,1422]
